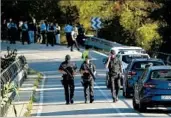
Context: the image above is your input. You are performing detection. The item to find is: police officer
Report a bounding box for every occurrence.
[105,50,122,102]
[47,22,56,46]
[40,21,47,44]
[7,20,18,44]
[22,21,29,45]
[80,56,96,103]
[82,46,90,61]
[64,23,73,47]
[58,55,77,104]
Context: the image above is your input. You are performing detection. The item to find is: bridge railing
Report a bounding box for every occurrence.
[85,36,171,65]
[85,36,123,51]
[0,55,28,117]
[0,56,28,88]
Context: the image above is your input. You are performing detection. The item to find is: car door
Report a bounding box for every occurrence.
[135,69,148,101]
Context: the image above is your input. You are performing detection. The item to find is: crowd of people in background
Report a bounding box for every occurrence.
[1,18,86,51]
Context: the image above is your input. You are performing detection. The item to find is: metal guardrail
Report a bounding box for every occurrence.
[85,36,123,51]
[0,56,28,88]
[85,36,171,65]
[0,55,28,117]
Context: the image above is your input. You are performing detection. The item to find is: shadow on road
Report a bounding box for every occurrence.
[31,107,135,116]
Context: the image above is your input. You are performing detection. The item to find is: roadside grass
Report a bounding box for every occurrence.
[23,68,43,117]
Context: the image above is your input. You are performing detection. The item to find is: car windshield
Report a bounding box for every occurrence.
[151,69,171,81]
[122,55,149,64]
[132,61,164,70]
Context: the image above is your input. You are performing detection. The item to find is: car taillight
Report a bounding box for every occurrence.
[143,83,156,88]
[128,71,136,76]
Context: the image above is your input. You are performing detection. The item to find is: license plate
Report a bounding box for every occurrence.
[161,96,171,100]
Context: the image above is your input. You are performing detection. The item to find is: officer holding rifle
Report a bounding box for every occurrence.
[58,55,77,105]
[80,56,96,103]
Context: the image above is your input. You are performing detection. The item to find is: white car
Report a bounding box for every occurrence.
[110,46,146,55]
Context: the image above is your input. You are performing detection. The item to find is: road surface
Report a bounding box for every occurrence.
[1,41,171,117]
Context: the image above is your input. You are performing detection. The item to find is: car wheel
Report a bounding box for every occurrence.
[138,102,147,112]
[133,97,138,110]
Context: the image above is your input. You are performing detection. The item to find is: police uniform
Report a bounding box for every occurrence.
[82,46,90,60]
[47,24,56,46]
[64,24,73,47]
[108,56,122,102]
[22,22,29,45]
[80,56,96,103]
[8,22,18,44]
[40,22,47,44]
[58,55,77,104]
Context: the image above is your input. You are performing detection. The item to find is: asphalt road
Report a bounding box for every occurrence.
[1,41,171,117]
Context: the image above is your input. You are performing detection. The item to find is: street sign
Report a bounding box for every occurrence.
[91,17,102,30]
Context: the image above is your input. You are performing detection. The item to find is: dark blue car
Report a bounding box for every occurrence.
[133,66,171,112]
[123,58,165,98]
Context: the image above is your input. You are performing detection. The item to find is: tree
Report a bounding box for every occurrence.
[150,0,171,53]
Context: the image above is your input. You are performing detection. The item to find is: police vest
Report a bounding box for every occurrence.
[49,26,54,31]
[82,50,89,60]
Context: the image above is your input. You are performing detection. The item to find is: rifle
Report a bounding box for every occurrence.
[85,64,96,81]
[61,66,74,80]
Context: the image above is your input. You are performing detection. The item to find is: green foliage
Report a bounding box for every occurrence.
[58,0,115,32]
[136,23,161,50]
[2,0,170,52]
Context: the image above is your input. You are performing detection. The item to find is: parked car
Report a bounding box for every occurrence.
[133,66,171,112]
[123,58,165,97]
[110,46,146,55]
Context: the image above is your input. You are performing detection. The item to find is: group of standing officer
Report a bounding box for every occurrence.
[39,21,61,46]
[58,49,122,104]
[4,18,36,44]
[64,23,85,52]
[2,18,61,46]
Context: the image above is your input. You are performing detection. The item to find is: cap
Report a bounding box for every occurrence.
[65,55,71,60]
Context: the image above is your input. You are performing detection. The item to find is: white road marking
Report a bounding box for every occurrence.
[36,73,46,117]
[94,82,125,117]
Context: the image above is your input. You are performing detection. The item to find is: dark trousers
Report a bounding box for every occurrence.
[47,32,54,46]
[71,40,80,51]
[22,31,29,45]
[110,75,120,100]
[41,31,46,44]
[63,79,75,103]
[8,29,12,42]
[83,79,94,101]
[66,33,72,47]
[77,34,85,46]
[10,28,17,44]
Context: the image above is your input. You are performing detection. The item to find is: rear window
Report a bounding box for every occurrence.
[122,55,149,64]
[151,70,171,81]
[132,61,164,70]
[119,49,143,53]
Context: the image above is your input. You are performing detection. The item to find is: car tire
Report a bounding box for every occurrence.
[138,102,147,112]
[133,97,138,110]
